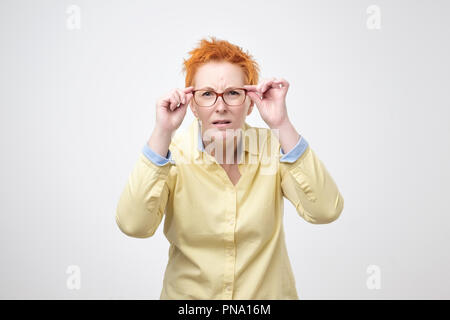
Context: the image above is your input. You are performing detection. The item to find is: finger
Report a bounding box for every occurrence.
[270,81,282,89]
[181,87,195,105]
[261,78,277,95]
[160,90,177,109]
[159,96,171,109]
[246,91,262,105]
[163,96,173,111]
[246,92,265,114]
[173,89,183,105]
[243,84,258,91]
[168,96,176,111]
[174,98,189,114]
[274,78,289,89]
[261,82,269,95]
[169,96,179,111]
[175,89,185,104]
[180,90,194,106]
[183,86,194,93]
[247,88,262,100]
[256,80,265,94]
[185,92,193,104]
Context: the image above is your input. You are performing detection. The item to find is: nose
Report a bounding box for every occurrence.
[214,95,228,112]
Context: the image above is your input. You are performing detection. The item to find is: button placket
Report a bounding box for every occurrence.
[223,188,236,299]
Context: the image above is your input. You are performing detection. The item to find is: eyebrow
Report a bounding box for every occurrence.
[198,86,240,91]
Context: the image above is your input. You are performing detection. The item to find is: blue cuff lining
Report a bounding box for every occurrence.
[280,136,309,163]
[141,143,175,166]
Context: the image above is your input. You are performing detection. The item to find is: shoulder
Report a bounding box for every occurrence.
[167,120,198,164]
[243,122,281,156]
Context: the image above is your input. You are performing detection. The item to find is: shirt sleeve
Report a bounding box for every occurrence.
[279,135,309,163]
[279,136,344,224]
[141,143,176,166]
[115,147,174,238]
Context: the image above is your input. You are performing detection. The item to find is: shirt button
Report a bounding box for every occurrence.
[229,219,234,226]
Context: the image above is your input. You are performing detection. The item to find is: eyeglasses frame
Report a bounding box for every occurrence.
[192,87,249,107]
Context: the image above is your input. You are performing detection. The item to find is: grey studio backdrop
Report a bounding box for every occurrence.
[0,0,449,299]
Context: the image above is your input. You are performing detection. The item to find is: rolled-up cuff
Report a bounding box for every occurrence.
[280,136,309,163]
[141,143,175,166]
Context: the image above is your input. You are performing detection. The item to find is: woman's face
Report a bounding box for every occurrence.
[189,61,254,144]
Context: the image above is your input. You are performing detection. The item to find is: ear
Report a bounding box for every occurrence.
[189,102,199,118]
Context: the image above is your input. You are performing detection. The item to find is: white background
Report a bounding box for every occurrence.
[0,0,449,299]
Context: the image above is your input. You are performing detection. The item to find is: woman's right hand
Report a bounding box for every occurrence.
[154,86,194,134]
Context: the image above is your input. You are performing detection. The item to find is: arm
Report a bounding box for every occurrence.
[276,121,344,224]
[244,77,344,223]
[115,129,175,238]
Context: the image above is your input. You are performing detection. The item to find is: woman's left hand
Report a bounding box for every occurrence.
[244,78,291,129]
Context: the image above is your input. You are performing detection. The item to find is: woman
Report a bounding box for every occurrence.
[116,37,344,299]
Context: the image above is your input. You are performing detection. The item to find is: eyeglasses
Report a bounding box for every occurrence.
[192,87,248,107]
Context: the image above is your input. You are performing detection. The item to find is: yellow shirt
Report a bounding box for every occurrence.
[116,119,344,299]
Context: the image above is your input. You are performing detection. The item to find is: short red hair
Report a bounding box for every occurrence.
[182,36,260,88]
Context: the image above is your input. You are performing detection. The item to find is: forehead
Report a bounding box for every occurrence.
[193,61,245,89]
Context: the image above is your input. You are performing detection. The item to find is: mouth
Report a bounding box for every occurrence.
[212,120,232,128]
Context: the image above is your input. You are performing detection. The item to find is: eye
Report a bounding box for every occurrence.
[228,90,240,95]
[201,91,213,96]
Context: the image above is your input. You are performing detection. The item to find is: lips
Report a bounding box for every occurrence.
[212,120,232,124]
